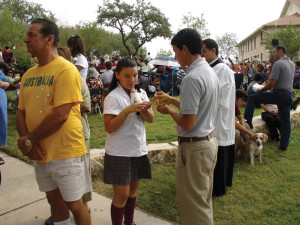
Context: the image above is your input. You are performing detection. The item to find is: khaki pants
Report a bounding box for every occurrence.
[176,137,218,225]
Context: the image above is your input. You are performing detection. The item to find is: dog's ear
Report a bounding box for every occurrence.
[263,134,268,142]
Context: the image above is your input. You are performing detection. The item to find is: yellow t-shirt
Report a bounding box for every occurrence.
[18,56,87,163]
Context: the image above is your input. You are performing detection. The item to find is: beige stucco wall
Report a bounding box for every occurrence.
[238,25,300,62]
[237,30,270,63]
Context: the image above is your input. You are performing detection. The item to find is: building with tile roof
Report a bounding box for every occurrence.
[236,0,300,63]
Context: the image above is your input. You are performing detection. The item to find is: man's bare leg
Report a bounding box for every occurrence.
[46,188,70,222]
[66,198,91,225]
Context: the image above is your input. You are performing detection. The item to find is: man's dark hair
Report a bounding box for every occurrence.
[257,63,264,71]
[171,28,202,55]
[203,39,219,56]
[271,39,279,47]
[253,73,263,82]
[31,18,60,47]
[276,45,286,54]
[105,61,112,70]
[236,89,248,101]
[295,61,300,67]
[5,46,9,50]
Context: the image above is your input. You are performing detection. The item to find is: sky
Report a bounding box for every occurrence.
[30,0,286,56]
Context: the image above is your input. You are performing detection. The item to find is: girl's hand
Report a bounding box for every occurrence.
[124,102,153,115]
[139,101,152,111]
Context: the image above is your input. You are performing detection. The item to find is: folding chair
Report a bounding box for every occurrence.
[89,88,103,115]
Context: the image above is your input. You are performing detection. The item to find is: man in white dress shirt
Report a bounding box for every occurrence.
[202,38,236,197]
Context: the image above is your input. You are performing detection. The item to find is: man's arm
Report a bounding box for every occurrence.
[26,103,73,144]
[157,105,196,131]
[17,103,73,154]
[155,91,180,109]
[235,121,255,140]
[257,79,277,93]
[17,109,44,159]
[237,114,246,127]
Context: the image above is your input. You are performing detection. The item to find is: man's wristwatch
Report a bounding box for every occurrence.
[25,136,33,148]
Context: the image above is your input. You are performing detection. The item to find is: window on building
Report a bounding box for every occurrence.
[251,39,253,50]
[261,32,263,42]
[248,41,250,51]
[254,37,256,49]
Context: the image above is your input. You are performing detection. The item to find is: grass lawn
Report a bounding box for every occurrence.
[93,127,300,225]
[2,103,300,225]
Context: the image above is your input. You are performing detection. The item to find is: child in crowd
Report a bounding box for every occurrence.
[151,74,160,90]
[103,57,154,225]
[4,68,20,110]
[247,73,263,96]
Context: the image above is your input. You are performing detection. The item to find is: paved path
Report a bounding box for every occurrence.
[0,152,172,225]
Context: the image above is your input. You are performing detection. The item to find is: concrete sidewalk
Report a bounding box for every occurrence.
[0,152,172,225]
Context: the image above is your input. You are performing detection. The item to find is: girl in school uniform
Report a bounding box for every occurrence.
[103,57,154,225]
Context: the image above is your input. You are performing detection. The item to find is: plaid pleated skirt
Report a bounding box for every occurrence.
[103,153,152,185]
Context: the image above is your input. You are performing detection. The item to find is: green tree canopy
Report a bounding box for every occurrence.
[180,12,210,39]
[156,49,173,57]
[0,0,56,24]
[0,0,56,70]
[0,10,25,47]
[97,0,172,57]
[216,32,238,58]
[59,23,130,59]
[261,25,300,60]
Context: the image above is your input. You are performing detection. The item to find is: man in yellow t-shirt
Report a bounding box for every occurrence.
[17,18,91,225]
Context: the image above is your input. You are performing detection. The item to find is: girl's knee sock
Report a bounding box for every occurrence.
[124,197,136,225]
[111,204,125,225]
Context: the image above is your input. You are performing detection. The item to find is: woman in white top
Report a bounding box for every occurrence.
[67,35,88,81]
[103,57,154,225]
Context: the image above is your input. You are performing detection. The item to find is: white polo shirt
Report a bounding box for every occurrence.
[177,58,219,137]
[103,85,148,157]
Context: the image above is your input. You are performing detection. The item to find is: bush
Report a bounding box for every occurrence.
[13,45,31,70]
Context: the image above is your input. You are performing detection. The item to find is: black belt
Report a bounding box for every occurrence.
[178,132,214,144]
[273,89,291,93]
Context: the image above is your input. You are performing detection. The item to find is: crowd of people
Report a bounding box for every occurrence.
[0,17,300,225]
